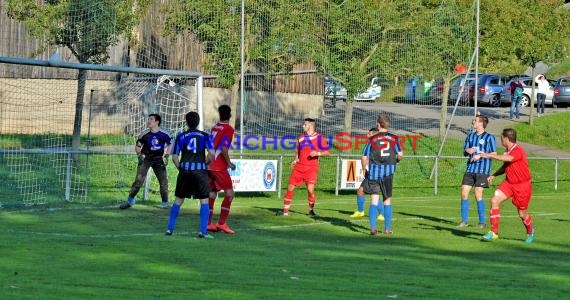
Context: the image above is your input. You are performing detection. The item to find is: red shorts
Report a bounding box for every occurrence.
[498,180,532,210]
[288,164,318,186]
[208,170,233,192]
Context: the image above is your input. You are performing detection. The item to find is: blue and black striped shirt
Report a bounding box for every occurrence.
[172,129,211,171]
[463,131,496,175]
[363,132,402,180]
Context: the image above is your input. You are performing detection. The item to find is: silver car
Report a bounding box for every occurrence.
[324,77,347,101]
[500,76,554,107]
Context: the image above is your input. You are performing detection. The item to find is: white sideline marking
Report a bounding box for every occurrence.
[4,212,559,239]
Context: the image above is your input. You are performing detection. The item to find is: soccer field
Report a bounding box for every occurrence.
[1,191,569,299]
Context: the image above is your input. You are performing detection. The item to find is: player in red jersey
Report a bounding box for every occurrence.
[207,105,237,234]
[475,128,535,243]
[277,118,330,216]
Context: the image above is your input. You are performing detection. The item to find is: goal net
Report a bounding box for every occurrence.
[0,71,201,207]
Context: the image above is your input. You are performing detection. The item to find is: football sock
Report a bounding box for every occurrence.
[356,195,365,212]
[461,199,469,222]
[522,214,533,234]
[477,199,486,224]
[369,204,378,230]
[199,203,210,235]
[218,195,233,225]
[308,193,316,210]
[490,208,500,234]
[283,190,294,213]
[127,196,135,204]
[378,201,385,216]
[167,203,181,232]
[208,197,216,225]
[384,204,393,231]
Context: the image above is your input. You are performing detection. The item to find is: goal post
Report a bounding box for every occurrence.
[0,56,203,206]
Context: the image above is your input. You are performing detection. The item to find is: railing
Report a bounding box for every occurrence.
[1,149,568,206]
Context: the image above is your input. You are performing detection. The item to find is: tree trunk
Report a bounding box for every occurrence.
[230,75,240,132]
[343,100,354,139]
[529,67,536,125]
[439,76,451,142]
[72,69,88,161]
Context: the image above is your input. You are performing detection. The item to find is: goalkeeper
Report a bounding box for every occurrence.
[120,114,172,209]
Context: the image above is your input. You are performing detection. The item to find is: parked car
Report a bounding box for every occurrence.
[354,77,382,101]
[427,74,474,105]
[553,77,570,108]
[470,74,509,107]
[324,77,347,101]
[500,76,555,107]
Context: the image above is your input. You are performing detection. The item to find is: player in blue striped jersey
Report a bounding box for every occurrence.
[458,115,497,228]
[165,112,214,238]
[361,114,403,236]
[350,127,385,220]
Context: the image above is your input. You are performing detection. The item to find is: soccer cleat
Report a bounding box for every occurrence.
[384,230,393,236]
[482,231,499,241]
[525,228,535,243]
[119,201,132,210]
[216,223,235,234]
[275,210,289,216]
[377,214,385,221]
[370,229,380,236]
[198,233,214,239]
[308,209,317,217]
[350,211,365,218]
[161,201,170,209]
[476,223,486,229]
[456,221,469,228]
[165,230,173,236]
[207,224,219,232]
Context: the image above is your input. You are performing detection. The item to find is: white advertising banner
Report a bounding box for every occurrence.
[228,159,278,192]
[340,159,365,190]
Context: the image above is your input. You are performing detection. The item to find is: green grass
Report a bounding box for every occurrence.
[2,112,570,298]
[1,190,569,299]
[512,111,570,152]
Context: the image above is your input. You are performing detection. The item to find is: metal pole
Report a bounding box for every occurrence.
[434,157,439,195]
[65,152,71,201]
[474,0,480,117]
[85,89,95,198]
[335,155,340,196]
[197,76,204,131]
[278,155,283,199]
[555,159,558,191]
[239,0,245,154]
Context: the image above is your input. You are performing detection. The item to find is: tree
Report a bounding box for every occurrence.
[6,0,152,155]
[163,0,320,130]
[313,0,399,135]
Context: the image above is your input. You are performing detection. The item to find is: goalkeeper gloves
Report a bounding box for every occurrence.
[137,153,146,164]
[163,154,170,166]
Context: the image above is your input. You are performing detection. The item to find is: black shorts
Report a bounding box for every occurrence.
[461,172,489,188]
[361,175,393,200]
[175,170,210,199]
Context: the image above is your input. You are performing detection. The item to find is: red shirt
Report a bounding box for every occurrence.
[209,121,234,171]
[296,132,329,167]
[504,144,531,184]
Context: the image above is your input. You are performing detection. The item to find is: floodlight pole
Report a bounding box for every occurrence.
[239,0,245,154]
[474,0,480,117]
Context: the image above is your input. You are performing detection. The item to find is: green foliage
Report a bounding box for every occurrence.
[478,0,570,73]
[6,0,151,63]
[163,0,320,89]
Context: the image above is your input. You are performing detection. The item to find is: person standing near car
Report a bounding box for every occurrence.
[509,76,524,120]
[535,74,549,117]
